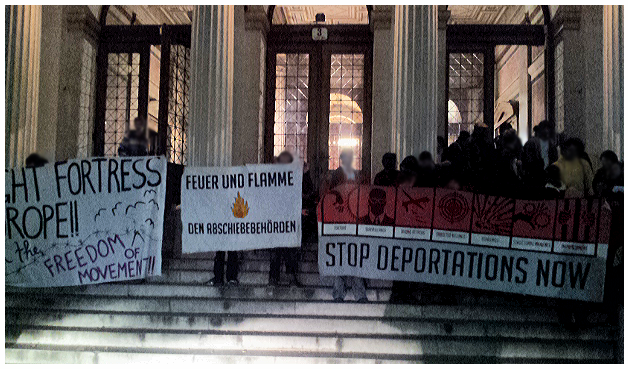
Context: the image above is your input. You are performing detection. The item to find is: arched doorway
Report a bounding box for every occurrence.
[265,6,373,187]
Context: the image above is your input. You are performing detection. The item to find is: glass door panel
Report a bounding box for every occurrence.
[328,53,364,170]
[273,53,310,162]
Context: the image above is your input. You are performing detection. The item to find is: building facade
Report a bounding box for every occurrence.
[4,5,624,363]
[6,5,624,178]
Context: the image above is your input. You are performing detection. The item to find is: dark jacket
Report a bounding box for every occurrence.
[522,137,558,189]
[118,130,149,157]
[374,169,399,187]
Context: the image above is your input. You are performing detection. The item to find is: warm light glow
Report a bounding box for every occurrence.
[338,138,359,147]
[448,100,462,124]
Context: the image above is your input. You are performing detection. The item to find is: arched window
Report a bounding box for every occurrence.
[447,99,463,145]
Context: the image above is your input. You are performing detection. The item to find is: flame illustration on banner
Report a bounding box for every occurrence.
[231,192,249,218]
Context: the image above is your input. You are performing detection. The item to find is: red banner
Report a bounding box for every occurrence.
[320,183,359,235]
[318,185,611,257]
[393,187,434,240]
[470,194,514,248]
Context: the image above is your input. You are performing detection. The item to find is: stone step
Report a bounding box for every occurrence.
[4,283,564,308]
[154,270,394,287]
[6,328,614,361]
[5,309,615,341]
[6,283,393,302]
[4,348,410,364]
[5,293,564,323]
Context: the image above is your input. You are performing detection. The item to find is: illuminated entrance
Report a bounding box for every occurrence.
[265,8,373,185]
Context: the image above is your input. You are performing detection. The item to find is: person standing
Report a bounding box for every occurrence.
[268,151,302,287]
[593,150,619,197]
[374,152,398,186]
[24,153,49,168]
[207,251,239,286]
[495,130,523,198]
[416,151,437,188]
[522,120,559,198]
[442,131,470,171]
[328,149,368,302]
[118,116,149,157]
[552,138,594,198]
[467,124,496,193]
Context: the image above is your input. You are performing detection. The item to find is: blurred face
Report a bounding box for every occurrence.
[277,153,293,164]
[399,176,416,188]
[537,127,550,140]
[418,158,434,170]
[562,145,578,161]
[505,139,517,151]
[134,118,147,133]
[601,157,614,170]
[340,151,354,168]
[446,179,461,191]
[610,163,622,179]
[500,127,512,136]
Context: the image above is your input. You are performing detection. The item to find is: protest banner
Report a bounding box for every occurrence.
[5,156,167,287]
[181,161,303,252]
[318,185,611,302]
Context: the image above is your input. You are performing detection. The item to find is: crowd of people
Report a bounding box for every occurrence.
[207,121,623,310]
[25,116,622,312]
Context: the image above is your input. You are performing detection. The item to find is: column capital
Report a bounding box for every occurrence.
[244,5,269,35]
[438,5,451,30]
[370,5,394,31]
[551,5,581,36]
[65,5,100,42]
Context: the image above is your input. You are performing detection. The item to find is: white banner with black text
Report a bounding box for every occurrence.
[317,184,611,302]
[182,162,303,252]
[5,156,167,287]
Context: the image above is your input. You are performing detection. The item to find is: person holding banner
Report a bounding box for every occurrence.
[208,251,239,286]
[373,153,399,186]
[268,151,302,287]
[24,153,49,168]
[552,138,594,198]
[328,149,368,303]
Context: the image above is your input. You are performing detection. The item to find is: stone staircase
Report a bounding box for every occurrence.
[5,243,620,363]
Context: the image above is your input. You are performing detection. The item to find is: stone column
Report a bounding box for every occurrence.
[553,6,605,159]
[370,5,394,178]
[436,6,450,143]
[392,5,439,159]
[189,5,234,167]
[36,6,99,162]
[603,5,624,160]
[5,5,42,168]
[232,5,268,165]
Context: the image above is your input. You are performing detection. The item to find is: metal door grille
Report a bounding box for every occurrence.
[447,52,484,145]
[167,44,190,165]
[328,53,364,170]
[273,53,309,161]
[104,52,140,156]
